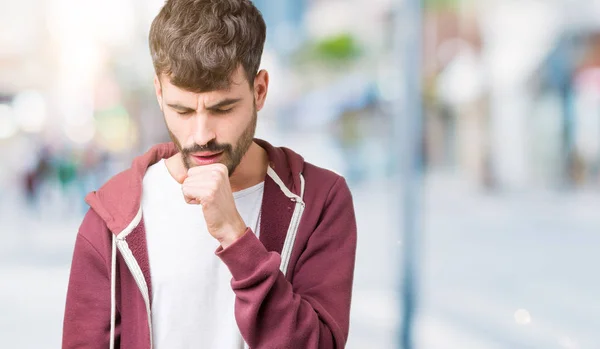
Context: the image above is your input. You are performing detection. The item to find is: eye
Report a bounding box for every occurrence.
[213,108,234,115]
[176,110,193,116]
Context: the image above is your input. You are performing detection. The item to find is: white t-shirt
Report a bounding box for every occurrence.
[142,159,264,349]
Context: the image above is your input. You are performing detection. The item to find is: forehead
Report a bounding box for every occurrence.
[161,66,250,98]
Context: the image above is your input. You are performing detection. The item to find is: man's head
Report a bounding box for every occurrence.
[149,0,268,175]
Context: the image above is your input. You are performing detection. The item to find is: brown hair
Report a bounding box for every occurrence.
[149,0,266,92]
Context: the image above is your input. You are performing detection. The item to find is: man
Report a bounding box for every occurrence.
[62,0,357,348]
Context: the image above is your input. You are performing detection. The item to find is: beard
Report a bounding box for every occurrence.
[167,107,257,176]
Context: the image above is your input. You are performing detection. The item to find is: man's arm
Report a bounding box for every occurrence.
[217,177,357,348]
[63,210,116,349]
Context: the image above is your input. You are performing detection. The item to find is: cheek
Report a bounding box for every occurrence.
[228,110,253,137]
[165,113,191,139]
[211,114,239,142]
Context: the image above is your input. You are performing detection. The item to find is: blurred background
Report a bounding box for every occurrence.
[1,0,599,348]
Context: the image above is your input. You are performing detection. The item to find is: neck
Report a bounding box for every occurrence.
[229,142,268,191]
[165,141,268,192]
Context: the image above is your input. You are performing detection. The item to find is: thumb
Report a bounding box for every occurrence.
[175,171,188,184]
[184,196,201,205]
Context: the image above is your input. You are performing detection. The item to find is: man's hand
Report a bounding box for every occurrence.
[182,163,247,248]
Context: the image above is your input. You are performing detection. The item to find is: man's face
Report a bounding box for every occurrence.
[155,66,267,176]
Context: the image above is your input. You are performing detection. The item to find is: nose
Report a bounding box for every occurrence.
[192,114,216,147]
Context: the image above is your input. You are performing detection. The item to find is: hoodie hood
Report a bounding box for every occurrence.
[85,139,305,236]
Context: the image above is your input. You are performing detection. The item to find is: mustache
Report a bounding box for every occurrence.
[181,141,231,154]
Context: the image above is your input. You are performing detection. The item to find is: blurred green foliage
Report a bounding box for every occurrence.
[424,0,462,10]
[293,33,363,67]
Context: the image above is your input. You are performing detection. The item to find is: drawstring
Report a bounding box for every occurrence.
[107,205,150,348]
[110,234,117,349]
[266,168,303,202]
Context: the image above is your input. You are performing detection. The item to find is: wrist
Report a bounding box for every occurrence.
[218,221,247,249]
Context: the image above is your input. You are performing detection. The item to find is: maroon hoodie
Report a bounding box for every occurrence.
[62,139,357,349]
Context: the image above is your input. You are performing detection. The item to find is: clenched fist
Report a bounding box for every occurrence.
[182,163,247,248]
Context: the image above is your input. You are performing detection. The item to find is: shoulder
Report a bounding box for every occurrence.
[75,208,113,267]
[302,161,353,206]
[303,161,342,184]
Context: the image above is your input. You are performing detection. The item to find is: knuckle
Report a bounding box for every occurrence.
[214,163,226,173]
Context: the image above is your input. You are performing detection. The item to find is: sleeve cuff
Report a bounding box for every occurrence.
[215,228,278,280]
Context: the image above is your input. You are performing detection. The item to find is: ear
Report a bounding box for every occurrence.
[154,75,164,111]
[253,70,269,112]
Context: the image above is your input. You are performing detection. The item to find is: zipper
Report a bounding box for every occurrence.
[116,239,154,349]
[280,199,305,276]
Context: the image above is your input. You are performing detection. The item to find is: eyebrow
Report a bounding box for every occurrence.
[167,98,242,113]
[205,98,242,111]
[167,103,195,113]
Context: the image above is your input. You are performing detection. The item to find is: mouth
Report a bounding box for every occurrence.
[189,151,223,165]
